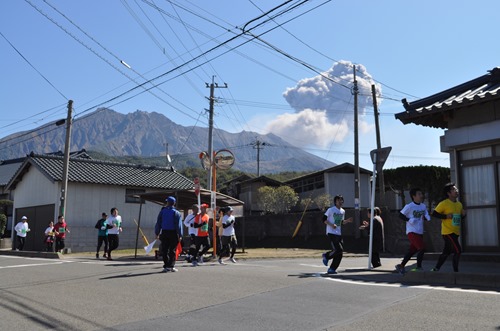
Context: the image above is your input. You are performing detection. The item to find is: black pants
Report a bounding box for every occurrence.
[45,237,54,252]
[435,233,462,272]
[218,235,237,259]
[107,234,119,256]
[187,234,197,257]
[193,236,210,259]
[324,234,344,270]
[97,236,108,255]
[55,237,65,252]
[371,251,381,268]
[160,230,180,268]
[17,236,26,250]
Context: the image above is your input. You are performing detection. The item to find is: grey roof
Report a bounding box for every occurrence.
[396,67,500,129]
[7,154,194,190]
[285,162,372,184]
[0,160,23,186]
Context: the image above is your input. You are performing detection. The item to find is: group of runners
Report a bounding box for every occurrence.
[154,196,237,273]
[322,182,466,275]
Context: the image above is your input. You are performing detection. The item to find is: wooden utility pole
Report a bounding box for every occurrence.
[353,66,361,237]
[205,77,227,257]
[252,139,267,176]
[371,84,385,205]
[205,76,228,190]
[59,100,73,217]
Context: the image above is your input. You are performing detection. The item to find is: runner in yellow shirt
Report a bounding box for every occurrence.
[430,183,467,272]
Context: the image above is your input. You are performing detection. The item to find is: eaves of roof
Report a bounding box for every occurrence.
[238,175,283,186]
[7,154,193,190]
[395,67,500,129]
[284,162,372,184]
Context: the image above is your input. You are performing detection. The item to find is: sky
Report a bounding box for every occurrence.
[1,0,499,171]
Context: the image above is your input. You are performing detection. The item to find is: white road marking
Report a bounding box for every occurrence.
[0,261,65,269]
[300,263,329,268]
[317,273,500,296]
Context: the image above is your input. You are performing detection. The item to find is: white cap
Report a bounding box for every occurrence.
[21,216,28,220]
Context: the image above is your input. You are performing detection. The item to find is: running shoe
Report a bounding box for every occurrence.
[230,257,237,263]
[410,267,423,272]
[192,260,198,267]
[430,267,439,272]
[322,253,328,266]
[170,267,178,272]
[327,268,337,274]
[162,267,170,273]
[395,264,406,275]
[218,258,226,265]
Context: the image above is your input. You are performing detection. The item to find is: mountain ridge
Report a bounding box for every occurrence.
[0,108,335,173]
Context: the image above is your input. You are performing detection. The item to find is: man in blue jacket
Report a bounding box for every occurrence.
[155,196,183,273]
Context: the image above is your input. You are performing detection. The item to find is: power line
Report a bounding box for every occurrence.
[0,31,68,101]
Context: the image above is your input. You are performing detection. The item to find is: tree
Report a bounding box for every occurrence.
[0,199,12,238]
[314,193,333,211]
[258,186,299,214]
[384,166,450,208]
[0,214,6,238]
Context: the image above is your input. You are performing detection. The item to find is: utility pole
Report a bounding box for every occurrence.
[59,100,73,217]
[371,84,385,205]
[353,66,361,237]
[252,139,267,176]
[205,76,228,191]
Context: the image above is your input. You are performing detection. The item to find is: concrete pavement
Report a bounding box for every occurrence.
[1,248,499,290]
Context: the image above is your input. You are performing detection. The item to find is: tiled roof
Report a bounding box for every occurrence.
[7,154,194,190]
[395,67,500,129]
[285,162,372,184]
[0,161,23,186]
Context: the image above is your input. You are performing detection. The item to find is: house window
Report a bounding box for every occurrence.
[461,146,492,161]
[126,189,145,203]
[460,156,499,248]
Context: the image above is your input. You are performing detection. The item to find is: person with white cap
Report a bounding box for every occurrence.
[14,216,30,250]
[218,206,238,264]
[155,196,183,272]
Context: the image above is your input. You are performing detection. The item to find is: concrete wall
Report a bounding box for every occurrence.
[236,208,445,255]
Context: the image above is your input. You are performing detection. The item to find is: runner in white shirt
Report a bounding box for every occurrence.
[14,216,30,250]
[106,207,122,260]
[395,188,431,274]
[218,206,237,264]
[183,204,199,262]
[321,195,353,274]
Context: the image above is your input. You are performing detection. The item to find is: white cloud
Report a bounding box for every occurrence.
[266,60,381,147]
[265,109,349,148]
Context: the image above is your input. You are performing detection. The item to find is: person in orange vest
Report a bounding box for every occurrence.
[191,203,210,266]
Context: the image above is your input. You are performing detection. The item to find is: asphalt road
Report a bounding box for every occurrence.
[1,255,499,331]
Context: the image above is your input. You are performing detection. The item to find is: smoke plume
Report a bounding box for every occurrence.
[266,60,380,147]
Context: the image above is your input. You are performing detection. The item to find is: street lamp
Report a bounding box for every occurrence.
[368,146,391,269]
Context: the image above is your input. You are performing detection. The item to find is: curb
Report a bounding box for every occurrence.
[0,249,61,259]
[401,270,500,290]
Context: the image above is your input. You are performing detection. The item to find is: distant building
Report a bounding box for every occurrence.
[221,175,283,215]
[396,67,500,252]
[285,162,372,210]
[6,152,194,252]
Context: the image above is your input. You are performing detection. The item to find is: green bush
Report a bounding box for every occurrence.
[0,213,6,237]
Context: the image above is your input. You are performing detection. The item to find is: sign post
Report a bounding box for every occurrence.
[194,177,201,206]
[368,146,391,269]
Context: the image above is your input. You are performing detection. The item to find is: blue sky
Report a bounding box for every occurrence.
[1,0,499,170]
